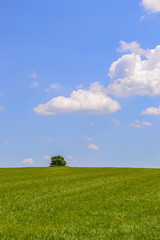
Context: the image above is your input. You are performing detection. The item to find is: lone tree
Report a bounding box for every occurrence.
[50,155,66,167]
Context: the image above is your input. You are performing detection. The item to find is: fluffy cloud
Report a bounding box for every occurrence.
[141,0,160,13]
[22,158,34,164]
[117,40,147,55]
[88,143,99,151]
[34,82,120,115]
[142,105,160,115]
[130,119,152,128]
[107,42,160,97]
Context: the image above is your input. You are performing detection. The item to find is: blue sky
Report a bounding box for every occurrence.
[1,0,160,168]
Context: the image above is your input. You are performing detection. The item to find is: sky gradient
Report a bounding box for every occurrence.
[0,0,160,168]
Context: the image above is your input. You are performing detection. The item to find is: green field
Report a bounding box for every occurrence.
[1,167,160,240]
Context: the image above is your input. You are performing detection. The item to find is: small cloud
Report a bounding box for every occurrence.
[89,122,95,127]
[142,105,160,115]
[140,0,160,14]
[46,83,62,92]
[22,158,34,165]
[130,122,141,128]
[141,121,152,126]
[0,106,4,111]
[117,40,147,55]
[0,92,4,96]
[3,140,8,144]
[30,71,38,79]
[140,14,151,21]
[88,143,99,151]
[38,136,53,141]
[83,136,93,142]
[42,155,50,161]
[130,119,152,128]
[113,120,120,126]
[31,81,39,88]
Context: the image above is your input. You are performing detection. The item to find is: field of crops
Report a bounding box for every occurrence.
[1,167,160,239]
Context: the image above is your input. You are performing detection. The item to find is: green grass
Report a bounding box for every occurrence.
[1,167,160,239]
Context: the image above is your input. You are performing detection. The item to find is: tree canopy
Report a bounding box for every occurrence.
[50,155,66,167]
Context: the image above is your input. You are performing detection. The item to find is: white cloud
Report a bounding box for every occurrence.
[89,122,95,126]
[130,120,141,128]
[88,143,99,151]
[141,0,160,13]
[3,140,8,144]
[83,136,93,142]
[107,43,160,97]
[42,155,51,161]
[0,92,4,96]
[130,119,152,128]
[22,158,34,165]
[0,106,4,111]
[30,71,38,79]
[142,105,160,115]
[31,81,39,88]
[117,40,147,55]
[46,83,62,92]
[34,82,120,115]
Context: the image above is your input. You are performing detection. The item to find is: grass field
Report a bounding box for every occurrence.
[1,167,160,239]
